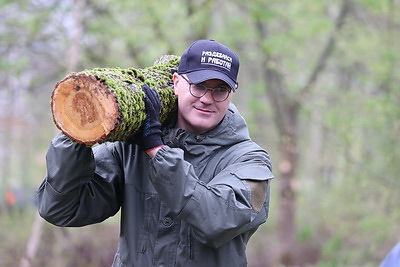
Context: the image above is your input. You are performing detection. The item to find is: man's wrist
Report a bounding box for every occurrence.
[145,145,164,158]
[141,133,163,152]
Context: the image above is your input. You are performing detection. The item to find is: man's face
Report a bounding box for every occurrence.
[173,73,233,134]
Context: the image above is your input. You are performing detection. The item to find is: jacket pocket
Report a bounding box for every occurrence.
[137,193,158,254]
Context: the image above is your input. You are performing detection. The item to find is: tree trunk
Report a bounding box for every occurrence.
[264,63,301,265]
[51,56,179,145]
[277,131,299,265]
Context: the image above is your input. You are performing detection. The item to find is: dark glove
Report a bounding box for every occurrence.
[140,84,163,152]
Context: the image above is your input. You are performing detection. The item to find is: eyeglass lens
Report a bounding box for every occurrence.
[181,75,230,102]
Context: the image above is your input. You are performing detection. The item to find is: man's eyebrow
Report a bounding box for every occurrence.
[201,80,230,88]
[218,82,230,87]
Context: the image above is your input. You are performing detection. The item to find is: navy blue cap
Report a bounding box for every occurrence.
[177,40,239,91]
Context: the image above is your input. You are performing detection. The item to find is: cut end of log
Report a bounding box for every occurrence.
[51,74,119,145]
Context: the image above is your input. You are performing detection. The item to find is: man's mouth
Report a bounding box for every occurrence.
[194,106,213,113]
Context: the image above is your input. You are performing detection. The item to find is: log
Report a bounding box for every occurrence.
[51,55,179,146]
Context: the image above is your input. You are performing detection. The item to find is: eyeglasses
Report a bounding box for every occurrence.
[180,75,231,103]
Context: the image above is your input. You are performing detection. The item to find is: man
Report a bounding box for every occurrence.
[381,242,400,267]
[38,40,274,267]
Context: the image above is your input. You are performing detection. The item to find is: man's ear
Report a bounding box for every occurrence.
[172,73,179,96]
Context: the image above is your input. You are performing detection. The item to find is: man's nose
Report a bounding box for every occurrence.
[200,89,214,103]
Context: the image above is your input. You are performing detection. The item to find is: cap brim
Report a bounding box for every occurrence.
[187,70,237,92]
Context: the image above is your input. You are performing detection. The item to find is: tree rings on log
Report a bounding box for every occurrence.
[51,74,120,146]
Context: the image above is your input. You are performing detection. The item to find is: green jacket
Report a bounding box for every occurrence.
[37,104,274,267]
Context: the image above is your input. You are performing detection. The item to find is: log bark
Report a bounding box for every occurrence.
[51,55,179,145]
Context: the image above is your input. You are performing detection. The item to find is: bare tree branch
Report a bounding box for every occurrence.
[300,0,351,100]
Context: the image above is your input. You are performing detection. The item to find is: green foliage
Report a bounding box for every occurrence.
[298,225,314,243]
[354,0,394,13]
[321,235,343,261]
[1,0,399,265]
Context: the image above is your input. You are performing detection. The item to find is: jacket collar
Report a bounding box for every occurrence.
[162,103,250,150]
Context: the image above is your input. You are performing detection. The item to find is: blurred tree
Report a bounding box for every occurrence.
[0,0,399,266]
[235,0,351,264]
[21,0,87,266]
[306,0,400,263]
[226,0,397,265]
[0,0,62,195]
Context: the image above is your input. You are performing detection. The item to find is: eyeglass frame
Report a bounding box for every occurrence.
[179,74,232,103]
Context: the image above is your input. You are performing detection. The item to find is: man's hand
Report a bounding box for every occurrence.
[141,84,164,154]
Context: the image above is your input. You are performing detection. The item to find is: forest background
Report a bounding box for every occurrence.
[0,0,399,266]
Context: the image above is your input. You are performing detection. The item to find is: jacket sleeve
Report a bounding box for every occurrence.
[37,133,122,227]
[149,145,274,248]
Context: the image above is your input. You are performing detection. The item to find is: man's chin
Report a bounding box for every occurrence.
[189,120,218,134]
